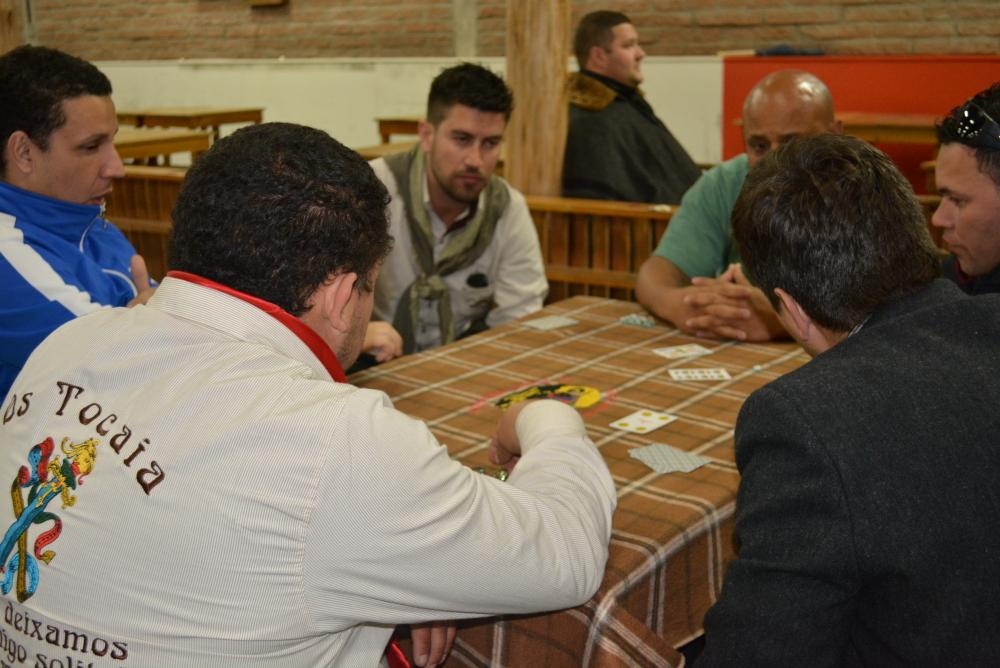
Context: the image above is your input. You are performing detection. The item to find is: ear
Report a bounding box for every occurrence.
[418,119,434,154]
[5,131,36,177]
[314,272,359,336]
[773,287,813,342]
[587,44,610,72]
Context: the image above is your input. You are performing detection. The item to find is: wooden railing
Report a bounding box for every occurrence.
[104,166,186,281]
[100,167,945,297]
[917,193,943,251]
[526,195,674,303]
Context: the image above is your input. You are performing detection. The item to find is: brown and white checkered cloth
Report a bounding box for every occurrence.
[353,296,808,667]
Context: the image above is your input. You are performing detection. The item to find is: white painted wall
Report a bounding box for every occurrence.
[97,56,723,166]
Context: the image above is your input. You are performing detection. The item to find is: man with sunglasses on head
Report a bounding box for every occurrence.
[933,82,1000,295]
[0,45,154,402]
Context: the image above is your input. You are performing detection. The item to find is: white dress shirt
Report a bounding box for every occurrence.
[370,157,548,351]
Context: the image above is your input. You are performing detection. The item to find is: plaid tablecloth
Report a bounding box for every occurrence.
[351,296,809,667]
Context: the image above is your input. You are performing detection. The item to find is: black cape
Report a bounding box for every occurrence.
[562,71,701,204]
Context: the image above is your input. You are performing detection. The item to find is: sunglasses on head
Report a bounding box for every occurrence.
[955,101,1000,151]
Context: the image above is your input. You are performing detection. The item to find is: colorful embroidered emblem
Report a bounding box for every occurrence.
[0,436,99,601]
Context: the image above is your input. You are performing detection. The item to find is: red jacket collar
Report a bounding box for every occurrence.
[167,271,347,382]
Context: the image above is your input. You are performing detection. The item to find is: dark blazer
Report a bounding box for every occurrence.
[942,254,1000,295]
[699,279,1000,667]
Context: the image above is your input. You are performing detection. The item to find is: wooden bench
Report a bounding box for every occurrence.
[104,166,187,281]
[114,128,211,166]
[112,217,173,284]
[376,116,421,144]
[102,168,680,298]
[917,193,943,251]
[100,170,946,298]
[528,193,945,303]
[526,195,674,303]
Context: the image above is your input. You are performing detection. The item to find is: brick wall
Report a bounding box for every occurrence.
[14,0,1000,61]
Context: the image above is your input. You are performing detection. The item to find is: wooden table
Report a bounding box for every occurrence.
[351,296,808,667]
[117,106,263,141]
[376,115,421,143]
[354,140,417,161]
[735,111,940,146]
[114,127,212,164]
[838,111,940,145]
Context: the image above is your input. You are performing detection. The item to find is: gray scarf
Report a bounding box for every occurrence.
[383,144,509,352]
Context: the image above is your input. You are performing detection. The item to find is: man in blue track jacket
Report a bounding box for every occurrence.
[0,45,153,402]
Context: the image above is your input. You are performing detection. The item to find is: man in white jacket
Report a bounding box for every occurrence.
[0,122,615,668]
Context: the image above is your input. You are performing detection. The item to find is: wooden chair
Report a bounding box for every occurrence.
[376,116,421,144]
[526,193,944,305]
[526,195,674,303]
[113,217,173,284]
[104,166,187,281]
[921,160,936,194]
[917,193,944,252]
[100,173,940,297]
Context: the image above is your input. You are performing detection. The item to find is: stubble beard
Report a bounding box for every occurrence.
[437,165,486,206]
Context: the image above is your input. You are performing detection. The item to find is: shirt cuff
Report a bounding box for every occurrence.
[514,400,588,454]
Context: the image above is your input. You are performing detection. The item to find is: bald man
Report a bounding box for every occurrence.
[635,70,841,342]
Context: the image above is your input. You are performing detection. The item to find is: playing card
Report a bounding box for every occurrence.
[610,409,678,434]
[668,368,732,381]
[523,315,578,330]
[630,444,710,473]
[653,344,713,359]
[618,313,655,327]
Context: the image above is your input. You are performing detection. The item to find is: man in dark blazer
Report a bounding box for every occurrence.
[698,134,1000,665]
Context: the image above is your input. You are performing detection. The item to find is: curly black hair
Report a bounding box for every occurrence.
[169,123,393,315]
[0,45,112,173]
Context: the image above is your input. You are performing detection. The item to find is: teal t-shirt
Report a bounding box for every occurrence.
[654,153,749,279]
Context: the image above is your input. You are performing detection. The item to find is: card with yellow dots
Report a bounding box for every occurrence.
[610,409,677,434]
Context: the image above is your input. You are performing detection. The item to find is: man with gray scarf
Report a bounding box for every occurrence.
[370,63,548,354]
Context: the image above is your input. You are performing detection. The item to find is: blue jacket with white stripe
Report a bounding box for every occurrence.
[0,180,138,402]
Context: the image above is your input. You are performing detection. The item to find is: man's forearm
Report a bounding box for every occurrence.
[636,255,694,327]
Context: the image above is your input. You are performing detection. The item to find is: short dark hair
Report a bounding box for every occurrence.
[732,134,940,332]
[0,45,112,173]
[573,10,631,69]
[425,62,513,126]
[169,123,393,316]
[936,81,1000,189]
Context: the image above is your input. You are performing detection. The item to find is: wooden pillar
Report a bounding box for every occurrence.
[0,0,20,54]
[452,0,476,58]
[504,0,569,196]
